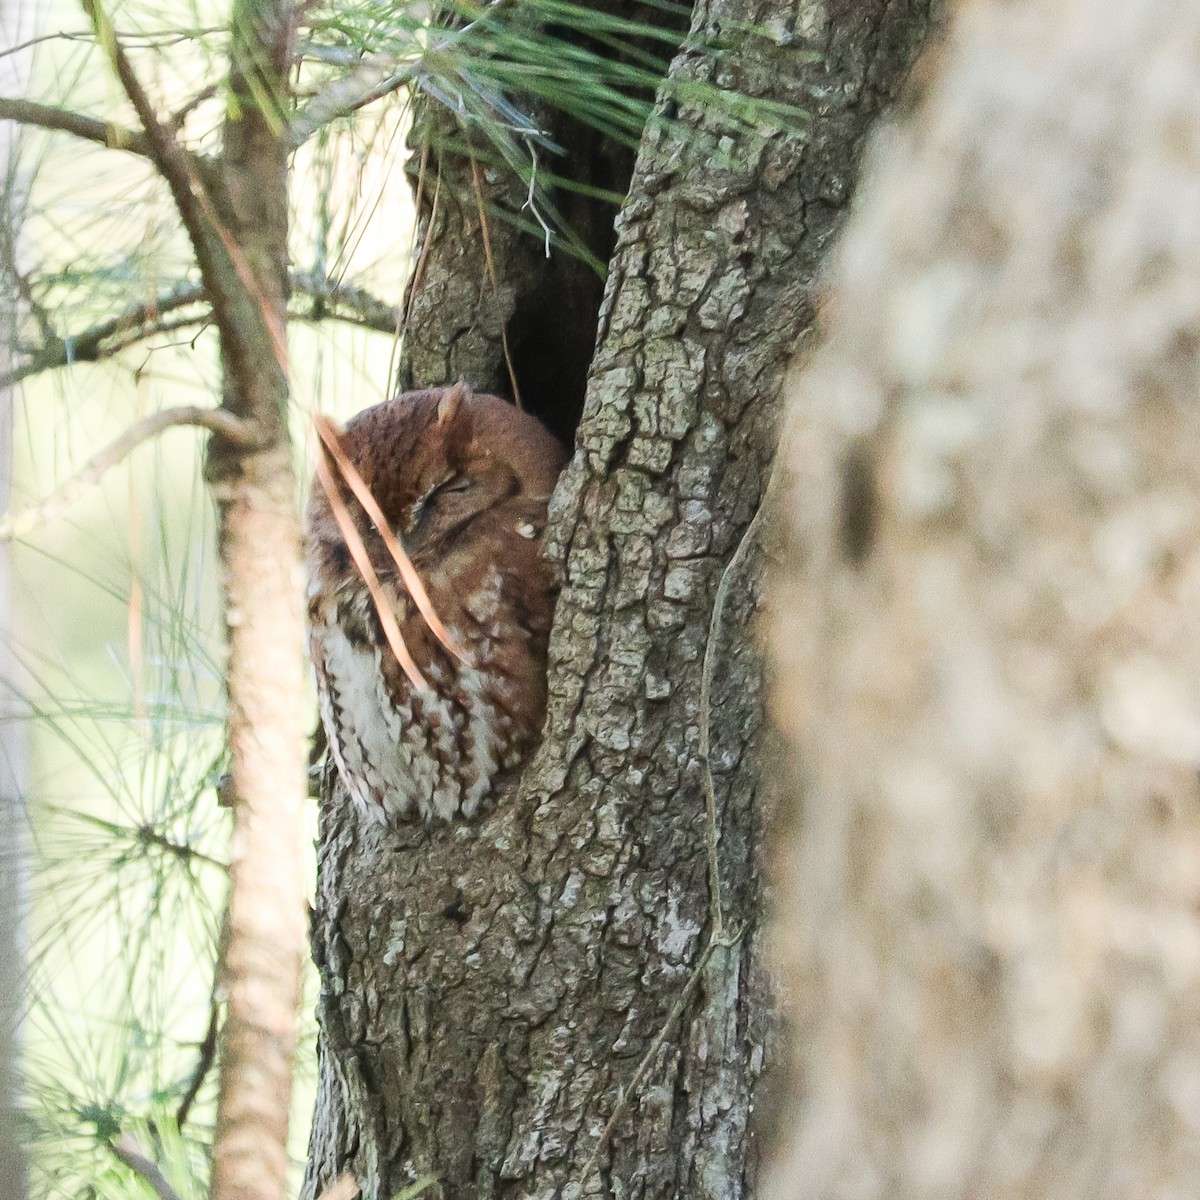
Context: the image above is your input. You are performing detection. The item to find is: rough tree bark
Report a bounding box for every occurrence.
[306,3,940,1198]
[392,2,692,443]
[767,0,1200,1196]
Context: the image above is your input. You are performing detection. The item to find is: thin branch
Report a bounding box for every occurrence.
[0,26,225,62]
[292,270,399,331]
[579,939,720,1185]
[698,498,767,939]
[314,412,465,665]
[76,0,288,381]
[168,84,218,133]
[0,273,399,390]
[0,96,150,157]
[311,426,431,693]
[0,406,259,541]
[9,280,208,382]
[108,1134,183,1200]
[177,994,220,1130]
[80,0,235,341]
[288,53,401,149]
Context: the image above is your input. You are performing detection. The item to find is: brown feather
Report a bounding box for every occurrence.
[307,385,568,823]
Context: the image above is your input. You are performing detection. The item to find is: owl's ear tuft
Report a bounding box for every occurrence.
[436,382,471,426]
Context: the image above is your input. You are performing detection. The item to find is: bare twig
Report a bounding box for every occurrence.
[168,84,218,132]
[291,270,399,331]
[313,433,430,692]
[578,933,735,1185]
[698,498,766,938]
[288,53,402,149]
[0,273,399,391]
[80,0,257,361]
[313,413,465,671]
[0,96,150,156]
[177,994,220,1130]
[109,1134,183,1200]
[2,281,209,386]
[0,406,258,540]
[0,26,224,62]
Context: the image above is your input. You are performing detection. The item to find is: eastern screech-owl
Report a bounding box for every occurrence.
[307,384,568,823]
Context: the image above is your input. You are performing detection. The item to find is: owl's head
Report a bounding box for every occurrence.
[307,384,567,580]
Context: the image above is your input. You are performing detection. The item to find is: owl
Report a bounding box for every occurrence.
[306,384,568,823]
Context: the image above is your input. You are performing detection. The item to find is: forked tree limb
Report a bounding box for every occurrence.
[80,0,229,306]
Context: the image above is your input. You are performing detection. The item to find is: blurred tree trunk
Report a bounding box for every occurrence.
[766,1,1200,1195]
[306,3,941,1198]
[206,4,308,1198]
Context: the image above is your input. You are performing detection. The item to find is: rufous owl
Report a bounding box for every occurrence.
[306,384,568,823]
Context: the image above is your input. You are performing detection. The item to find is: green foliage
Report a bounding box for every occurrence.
[17,448,226,1198]
[299,0,810,269]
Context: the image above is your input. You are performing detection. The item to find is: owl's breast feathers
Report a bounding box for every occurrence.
[307,386,566,823]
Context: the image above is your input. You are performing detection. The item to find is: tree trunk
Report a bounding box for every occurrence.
[205,4,308,1198]
[306,3,941,1198]
[766,1,1200,1196]
[392,2,692,443]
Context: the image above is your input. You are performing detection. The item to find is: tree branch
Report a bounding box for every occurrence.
[0,26,225,64]
[80,0,235,336]
[291,269,399,331]
[108,1134,183,1200]
[0,273,399,390]
[176,994,220,1131]
[288,53,401,149]
[0,406,259,541]
[0,96,150,156]
[0,281,209,389]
